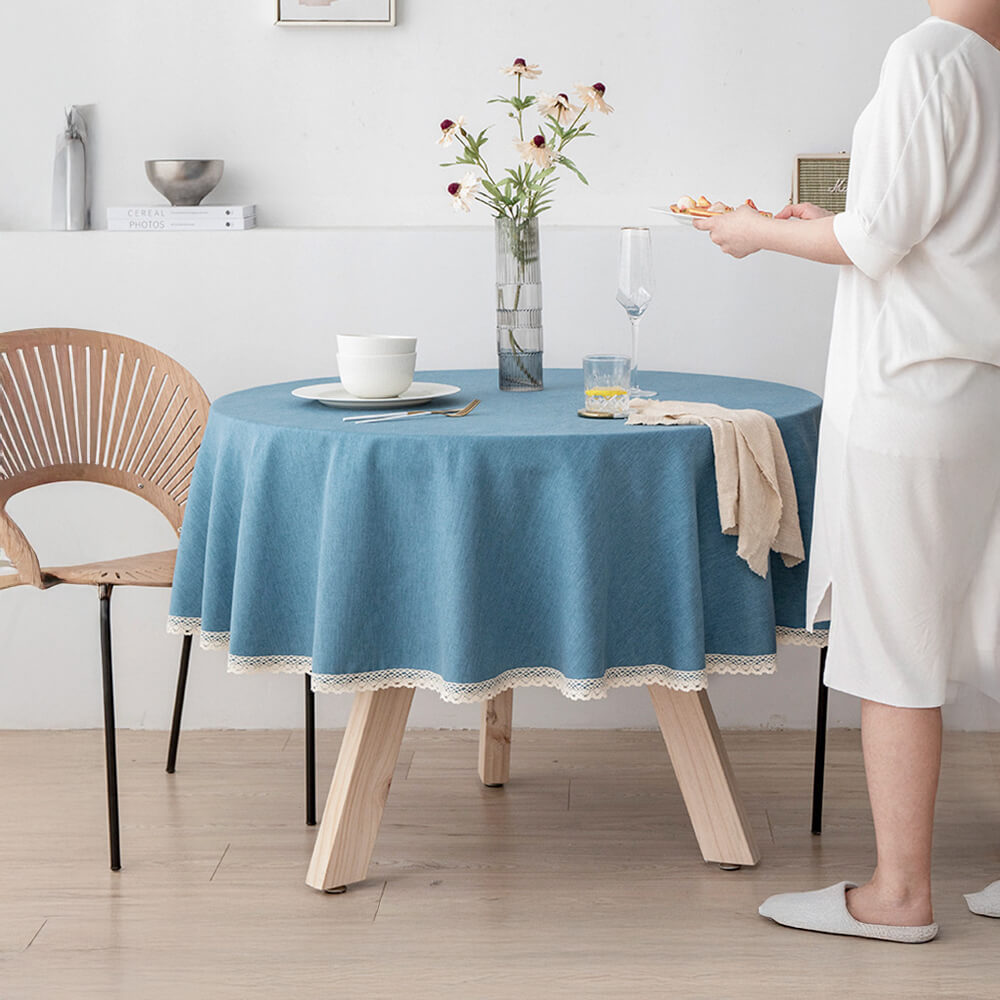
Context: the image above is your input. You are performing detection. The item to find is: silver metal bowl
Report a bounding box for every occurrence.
[144,159,224,206]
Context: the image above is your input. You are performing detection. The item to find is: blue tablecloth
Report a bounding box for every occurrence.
[168,369,826,702]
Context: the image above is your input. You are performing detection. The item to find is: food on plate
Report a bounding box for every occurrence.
[668,195,773,219]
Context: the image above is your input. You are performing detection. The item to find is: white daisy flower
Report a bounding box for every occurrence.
[447,172,480,213]
[514,134,556,169]
[536,92,580,127]
[502,58,542,79]
[575,82,614,115]
[437,116,466,147]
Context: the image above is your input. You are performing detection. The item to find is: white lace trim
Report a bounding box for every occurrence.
[167,615,809,704]
[167,615,202,633]
[776,625,829,647]
[307,664,736,703]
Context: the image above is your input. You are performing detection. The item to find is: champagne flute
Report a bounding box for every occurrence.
[616,227,656,398]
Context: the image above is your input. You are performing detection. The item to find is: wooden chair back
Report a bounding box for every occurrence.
[0,328,211,587]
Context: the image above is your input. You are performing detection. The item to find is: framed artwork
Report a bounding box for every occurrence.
[276,0,396,26]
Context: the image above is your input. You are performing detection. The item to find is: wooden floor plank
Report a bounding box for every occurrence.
[1,727,999,999]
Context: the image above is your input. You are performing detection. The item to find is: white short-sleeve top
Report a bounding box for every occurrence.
[808,17,1000,707]
[827,16,1000,427]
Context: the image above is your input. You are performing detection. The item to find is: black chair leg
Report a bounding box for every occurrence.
[166,634,193,774]
[164,639,317,828]
[811,645,830,836]
[305,675,317,826]
[98,584,122,871]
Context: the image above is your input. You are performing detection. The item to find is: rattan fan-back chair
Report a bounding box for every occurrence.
[0,327,212,869]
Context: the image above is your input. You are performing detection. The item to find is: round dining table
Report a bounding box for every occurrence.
[168,368,826,890]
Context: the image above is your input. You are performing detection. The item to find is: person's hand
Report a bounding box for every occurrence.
[692,205,768,259]
[774,202,834,221]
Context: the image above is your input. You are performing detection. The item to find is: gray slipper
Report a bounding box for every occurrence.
[964,880,1000,917]
[758,882,938,943]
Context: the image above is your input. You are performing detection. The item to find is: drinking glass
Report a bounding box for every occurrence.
[616,227,656,398]
[582,354,631,416]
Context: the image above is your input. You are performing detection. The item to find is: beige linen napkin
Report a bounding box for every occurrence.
[627,400,805,578]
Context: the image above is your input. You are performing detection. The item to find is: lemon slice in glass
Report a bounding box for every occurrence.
[584,387,628,398]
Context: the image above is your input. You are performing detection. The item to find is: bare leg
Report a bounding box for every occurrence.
[845,699,942,926]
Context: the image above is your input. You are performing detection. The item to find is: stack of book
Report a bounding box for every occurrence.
[106,205,256,231]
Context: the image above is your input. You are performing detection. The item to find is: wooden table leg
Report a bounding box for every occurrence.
[478,689,513,787]
[647,685,760,867]
[306,686,414,892]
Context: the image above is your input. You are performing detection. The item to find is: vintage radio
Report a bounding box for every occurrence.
[792,153,850,213]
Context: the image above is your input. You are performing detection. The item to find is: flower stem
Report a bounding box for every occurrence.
[517,74,524,141]
[457,131,511,217]
[557,108,588,152]
[459,133,500,190]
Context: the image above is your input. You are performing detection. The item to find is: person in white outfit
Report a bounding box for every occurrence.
[695,0,1000,942]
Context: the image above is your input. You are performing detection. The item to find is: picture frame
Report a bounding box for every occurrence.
[275,0,396,27]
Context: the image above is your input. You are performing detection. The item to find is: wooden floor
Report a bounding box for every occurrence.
[1,728,998,1000]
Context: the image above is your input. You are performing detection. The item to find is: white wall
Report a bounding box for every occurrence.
[2,0,926,231]
[6,0,994,734]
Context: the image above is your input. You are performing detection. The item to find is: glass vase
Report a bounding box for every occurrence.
[495,216,543,391]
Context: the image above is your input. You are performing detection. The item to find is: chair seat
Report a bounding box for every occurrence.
[0,549,177,589]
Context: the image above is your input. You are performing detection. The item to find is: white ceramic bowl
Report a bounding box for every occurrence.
[337,352,416,398]
[337,334,417,357]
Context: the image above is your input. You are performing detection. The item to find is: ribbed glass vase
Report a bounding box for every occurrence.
[495,216,543,391]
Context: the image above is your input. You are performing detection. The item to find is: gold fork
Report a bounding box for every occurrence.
[346,398,481,424]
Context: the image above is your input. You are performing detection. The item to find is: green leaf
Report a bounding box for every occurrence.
[528,167,556,190]
[558,155,589,185]
[507,95,536,112]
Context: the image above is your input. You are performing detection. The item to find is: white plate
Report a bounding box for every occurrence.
[292,380,462,410]
[649,206,712,225]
